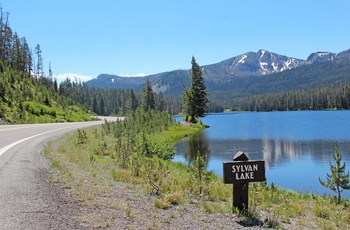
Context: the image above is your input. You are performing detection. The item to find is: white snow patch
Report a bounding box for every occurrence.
[271,62,279,72]
[260,50,265,59]
[238,55,247,63]
[111,78,115,83]
[120,73,151,77]
[283,58,299,70]
[259,61,269,74]
[232,55,247,68]
[317,52,330,56]
[284,59,293,69]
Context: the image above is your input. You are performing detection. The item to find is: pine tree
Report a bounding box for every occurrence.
[99,96,105,115]
[155,91,165,112]
[182,87,192,122]
[34,44,43,77]
[53,79,58,93]
[20,37,32,75]
[140,79,155,111]
[319,145,350,204]
[182,56,208,123]
[48,62,53,79]
[130,89,138,111]
[92,95,98,114]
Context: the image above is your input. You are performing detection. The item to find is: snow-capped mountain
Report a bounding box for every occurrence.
[87,48,350,97]
[306,52,336,64]
[216,49,304,76]
[206,49,337,77]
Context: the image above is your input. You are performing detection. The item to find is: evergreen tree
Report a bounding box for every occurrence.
[155,91,165,112]
[140,79,155,111]
[10,32,21,71]
[48,62,53,79]
[34,44,43,77]
[53,78,58,93]
[319,145,350,204]
[99,96,105,115]
[130,89,138,111]
[121,90,126,116]
[182,87,192,122]
[182,56,208,123]
[20,37,31,75]
[92,94,98,114]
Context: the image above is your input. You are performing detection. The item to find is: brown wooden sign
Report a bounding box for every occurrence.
[223,151,266,211]
[223,160,265,184]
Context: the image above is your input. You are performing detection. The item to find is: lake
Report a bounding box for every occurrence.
[174,111,350,198]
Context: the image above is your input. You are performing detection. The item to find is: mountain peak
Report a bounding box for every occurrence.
[215,49,304,77]
[257,49,268,55]
[306,52,336,63]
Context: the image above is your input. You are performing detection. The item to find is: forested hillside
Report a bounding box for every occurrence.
[58,79,181,116]
[0,64,93,123]
[0,7,92,124]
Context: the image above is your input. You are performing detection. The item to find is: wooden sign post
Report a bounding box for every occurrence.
[223,151,265,211]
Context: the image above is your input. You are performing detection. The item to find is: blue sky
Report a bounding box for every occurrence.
[2,0,350,82]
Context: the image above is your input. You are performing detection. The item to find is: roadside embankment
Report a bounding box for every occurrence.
[43,116,350,229]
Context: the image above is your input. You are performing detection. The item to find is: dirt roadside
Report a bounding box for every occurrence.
[0,135,84,230]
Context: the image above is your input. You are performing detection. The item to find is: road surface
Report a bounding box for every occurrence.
[0,118,118,229]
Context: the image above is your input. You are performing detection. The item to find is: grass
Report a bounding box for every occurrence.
[153,121,206,143]
[43,124,350,229]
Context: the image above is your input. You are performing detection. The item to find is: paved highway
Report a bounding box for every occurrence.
[0,118,118,229]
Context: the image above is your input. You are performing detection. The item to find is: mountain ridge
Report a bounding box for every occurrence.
[86,48,350,97]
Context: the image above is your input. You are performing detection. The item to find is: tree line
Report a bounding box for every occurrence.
[0,7,35,76]
[59,74,350,115]
[58,78,182,116]
[229,82,350,112]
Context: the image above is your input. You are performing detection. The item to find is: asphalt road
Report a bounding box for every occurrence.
[0,118,118,229]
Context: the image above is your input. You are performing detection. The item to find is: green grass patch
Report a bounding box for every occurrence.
[154,122,206,143]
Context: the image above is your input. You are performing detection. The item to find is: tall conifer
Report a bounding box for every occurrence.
[182,56,208,123]
[140,79,155,111]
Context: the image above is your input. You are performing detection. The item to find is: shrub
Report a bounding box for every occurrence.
[77,129,87,145]
[319,145,350,204]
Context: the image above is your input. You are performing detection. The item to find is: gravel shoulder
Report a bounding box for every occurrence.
[0,135,82,230]
[49,177,268,229]
[66,180,266,230]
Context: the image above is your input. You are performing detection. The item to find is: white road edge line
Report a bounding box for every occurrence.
[0,126,77,156]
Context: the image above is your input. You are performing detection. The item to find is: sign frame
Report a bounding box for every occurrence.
[223,151,266,211]
[223,160,265,184]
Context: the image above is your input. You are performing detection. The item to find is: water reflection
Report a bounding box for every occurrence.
[174,135,350,197]
[176,137,348,172]
[183,131,210,166]
[174,111,350,198]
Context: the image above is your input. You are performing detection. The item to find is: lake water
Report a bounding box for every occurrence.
[174,111,350,198]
